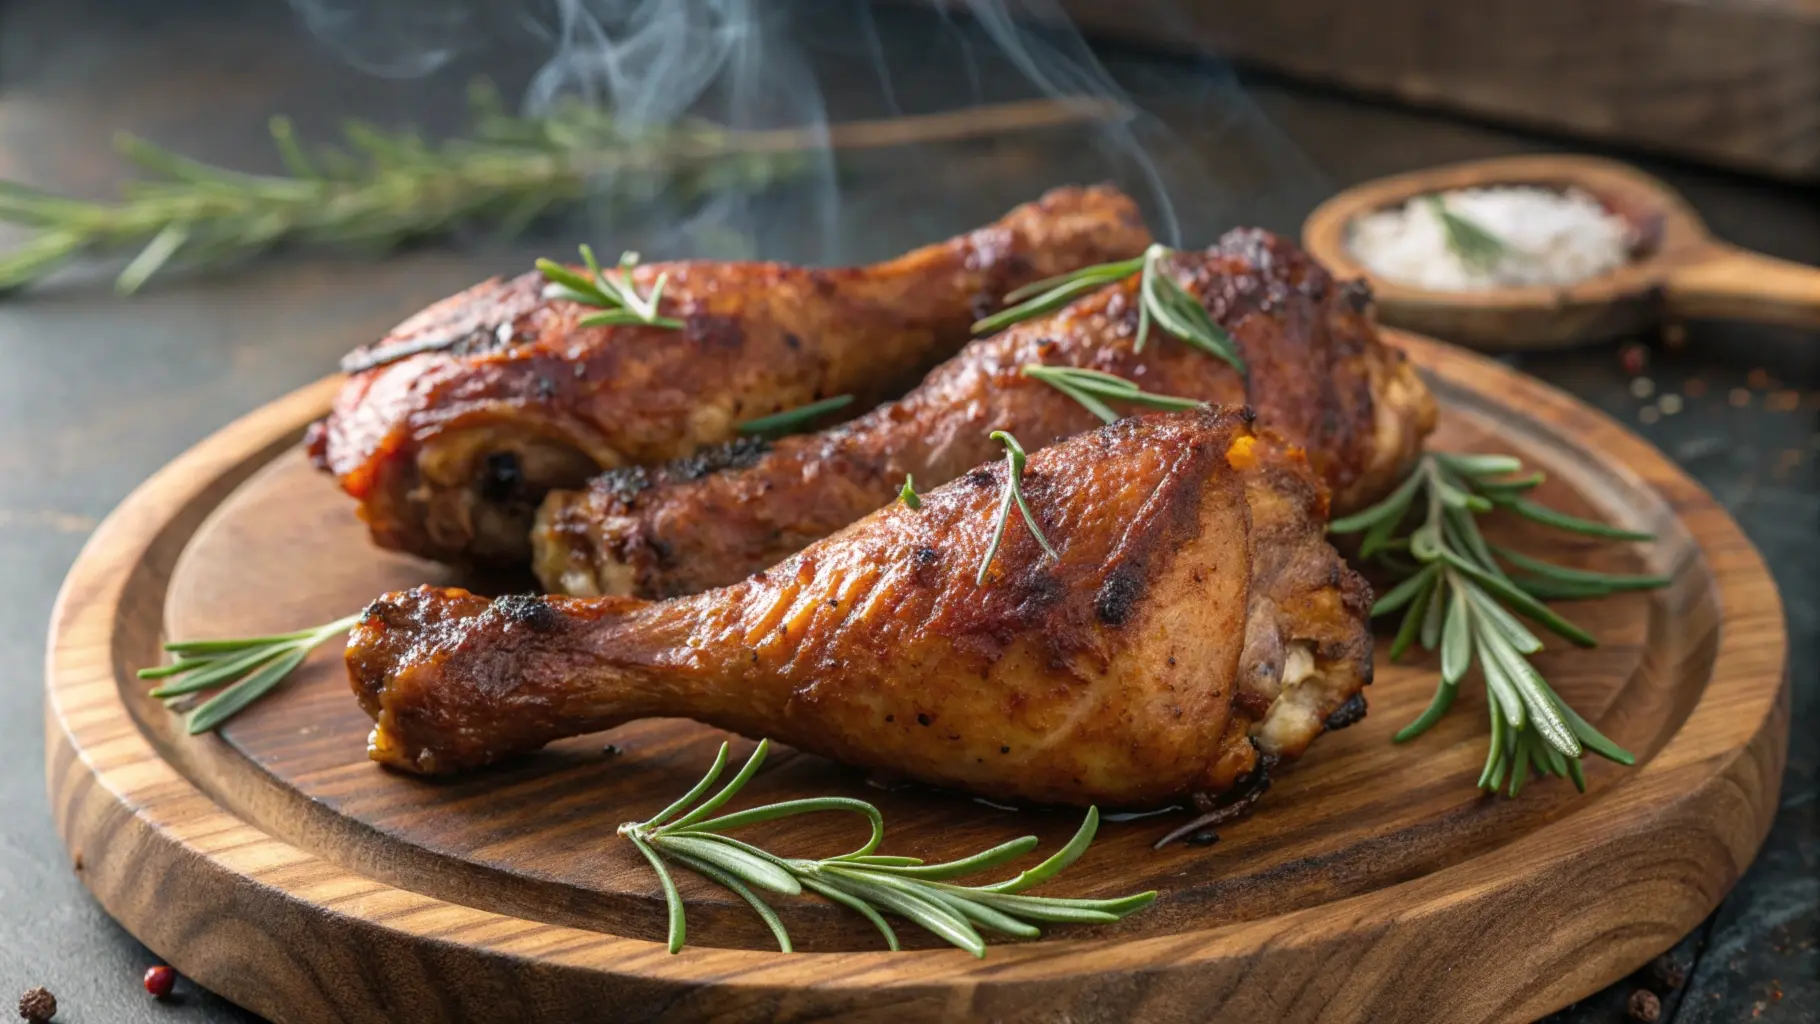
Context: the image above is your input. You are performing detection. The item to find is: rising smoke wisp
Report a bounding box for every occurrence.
[282,0,1326,260]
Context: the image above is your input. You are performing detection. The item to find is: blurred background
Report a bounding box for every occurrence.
[0,0,1813,1021]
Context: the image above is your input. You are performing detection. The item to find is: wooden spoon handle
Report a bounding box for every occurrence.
[1666,244,1820,331]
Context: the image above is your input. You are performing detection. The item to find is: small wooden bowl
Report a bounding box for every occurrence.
[1302,155,1820,351]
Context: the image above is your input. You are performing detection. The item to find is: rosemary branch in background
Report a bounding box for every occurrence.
[1423,194,1508,272]
[620,740,1156,955]
[0,82,793,294]
[0,87,1127,295]
[1329,453,1669,794]
[977,430,1059,585]
[136,613,361,734]
[973,244,1246,372]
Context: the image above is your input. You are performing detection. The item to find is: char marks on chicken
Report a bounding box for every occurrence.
[307,185,1151,567]
[535,229,1436,598]
[346,408,1373,809]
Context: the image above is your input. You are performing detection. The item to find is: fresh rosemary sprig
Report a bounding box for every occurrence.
[898,474,922,509]
[1330,453,1668,794]
[620,740,1156,956]
[536,246,681,328]
[1021,364,1203,424]
[737,394,855,438]
[1423,194,1508,272]
[971,254,1143,334]
[977,430,1059,585]
[971,244,1245,373]
[136,612,362,734]
[0,81,801,295]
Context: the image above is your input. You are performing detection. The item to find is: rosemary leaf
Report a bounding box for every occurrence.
[818,867,987,957]
[161,625,326,654]
[1330,452,1666,795]
[972,245,1245,373]
[1425,194,1508,272]
[1393,680,1458,743]
[1329,468,1424,533]
[898,474,922,509]
[1371,563,1438,617]
[1440,586,1473,685]
[1554,695,1637,766]
[1440,549,1598,647]
[619,741,1153,956]
[797,875,900,951]
[661,848,793,953]
[685,796,884,858]
[1464,587,1544,655]
[538,247,683,333]
[138,612,361,732]
[1140,250,1244,370]
[960,893,1122,924]
[1436,452,1525,477]
[1388,577,1433,662]
[667,737,774,829]
[1419,575,1448,650]
[925,890,1044,938]
[861,836,1041,880]
[626,832,688,954]
[147,643,291,697]
[655,834,801,895]
[645,743,731,829]
[977,473,1019,587]
[1491,495,1654,541]
[1021,364,1204,425]
[1036,374,1119,424]
[186,645,310,734]
[115,223,192,296]
[737,395,855,438]
[976,430,1059,585]
[1492,545,1671,592]
[978,806,1099,893]
[972,255,1144,335]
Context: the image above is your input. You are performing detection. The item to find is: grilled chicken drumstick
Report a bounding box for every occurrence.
[348,408,1373,809]
[307,185,1150,567]
[535,229,1435,598]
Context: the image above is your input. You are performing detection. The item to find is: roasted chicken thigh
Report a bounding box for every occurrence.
[347,408,1373,809]
[307,185,1150,567]
[535,229,1435,598]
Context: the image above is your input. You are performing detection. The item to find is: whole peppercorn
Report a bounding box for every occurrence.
[1620,343,1648,375]
[17,987,56,1022]
[1646,953,1686,991]
[143,966,176,999]
[1625,987,1661,1023]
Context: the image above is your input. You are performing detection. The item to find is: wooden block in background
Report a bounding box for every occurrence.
[1060,0,1820,182]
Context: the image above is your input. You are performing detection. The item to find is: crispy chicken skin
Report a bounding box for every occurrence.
[347,409,1373,808]
[535,229,1435,598]
[306,185,1151,567]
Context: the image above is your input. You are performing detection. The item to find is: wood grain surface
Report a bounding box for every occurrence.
[44,332,1788,1022]
[1059,0,1820,181]
[1300,155,1820,351]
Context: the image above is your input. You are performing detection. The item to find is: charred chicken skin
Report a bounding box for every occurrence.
[306,185,1151,567]
[347,409,1374,809]
[535,229,1435,598]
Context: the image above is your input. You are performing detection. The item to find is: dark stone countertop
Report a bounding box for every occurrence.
[0,1,1812,1021]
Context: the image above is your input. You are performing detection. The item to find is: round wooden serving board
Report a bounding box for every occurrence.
[46,331,1787,1023]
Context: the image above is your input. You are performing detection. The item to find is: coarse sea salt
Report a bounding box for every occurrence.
[1347,186,1636,292]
